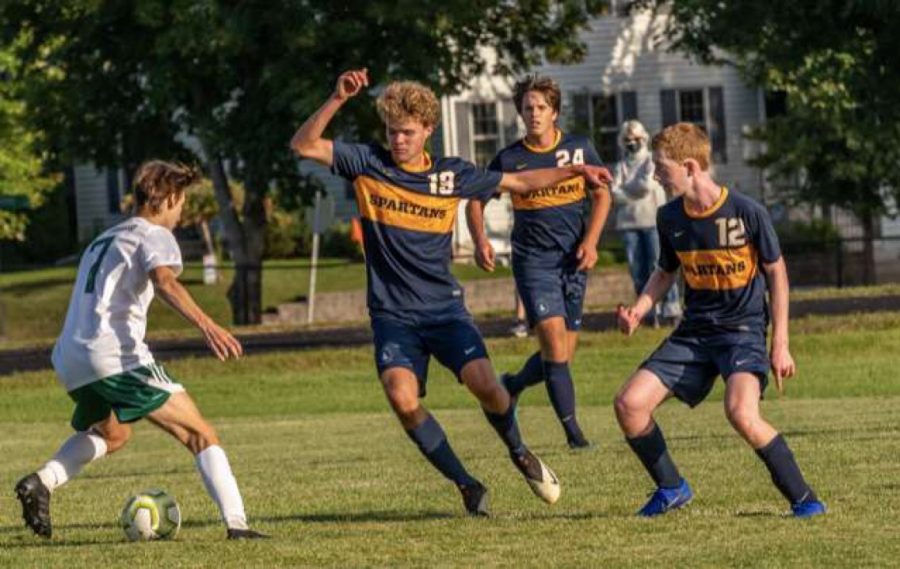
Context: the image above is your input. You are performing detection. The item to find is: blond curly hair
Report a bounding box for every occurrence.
[376,81,440,128]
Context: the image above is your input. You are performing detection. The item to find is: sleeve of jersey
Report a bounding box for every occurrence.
[139,229,183,276]
[331,141,375,180]
[750,205,783,264]
[456,161,504,202]
[656,212,681,272]
[476,155,504,203]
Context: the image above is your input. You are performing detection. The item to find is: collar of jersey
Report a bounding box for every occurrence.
[683,186,728,219]
[522,129,562,153]
[396,152,433,173]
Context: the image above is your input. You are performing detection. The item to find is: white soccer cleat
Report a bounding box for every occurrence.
[513,449,561,505]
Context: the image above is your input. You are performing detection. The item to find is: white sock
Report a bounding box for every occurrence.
[195,445,248,530]
[36,431,108,492]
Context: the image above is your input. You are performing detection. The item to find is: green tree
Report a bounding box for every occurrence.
[643,0,900,282]
[3,0,605,323]
[0,46,58,243]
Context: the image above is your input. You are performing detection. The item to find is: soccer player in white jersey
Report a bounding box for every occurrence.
[14,161,267,540]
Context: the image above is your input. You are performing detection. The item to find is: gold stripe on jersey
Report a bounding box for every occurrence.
[683,186,729,219]
[511,177,586,211]
[354,176,458,234]
[677,245,758,290]
[521,129,563,153]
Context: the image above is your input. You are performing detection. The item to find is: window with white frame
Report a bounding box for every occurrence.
[660,87,728,163]
[471,102,500,168]
[569,91,638,163]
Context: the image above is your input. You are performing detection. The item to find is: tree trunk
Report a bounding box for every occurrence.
[205,155,258,324]
[860,209,876,285]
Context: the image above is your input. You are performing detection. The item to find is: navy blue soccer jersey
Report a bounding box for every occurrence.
[488,131,604,263]
[332,141,502,323]
[656,187,782,334]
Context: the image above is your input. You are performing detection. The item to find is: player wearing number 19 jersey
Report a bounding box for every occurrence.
[15,161,266,540]
[291,70,611,516]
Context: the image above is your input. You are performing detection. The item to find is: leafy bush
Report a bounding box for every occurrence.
[776,219,841,253]
[320,222,364,262]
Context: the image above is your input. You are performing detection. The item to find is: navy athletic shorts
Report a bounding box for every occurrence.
[371,314,489,397]
[513,259,587,331]
[640,329,770,407]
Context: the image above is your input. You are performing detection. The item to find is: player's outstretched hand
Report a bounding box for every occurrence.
[576,164,613,190]
[575,240,598,271]
[616,304,641,336]
[334,69,369,101]
[201,321,244,361]
[474,240,496,272]
[770,343,796,394]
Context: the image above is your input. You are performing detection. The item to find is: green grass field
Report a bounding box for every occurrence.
[1,311,898,567]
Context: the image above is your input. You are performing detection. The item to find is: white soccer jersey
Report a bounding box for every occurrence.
[52,217,183,391]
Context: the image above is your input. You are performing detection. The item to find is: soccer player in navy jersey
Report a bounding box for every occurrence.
[614,123,825,518]
[466,75,612,449]
[290,69,611,516]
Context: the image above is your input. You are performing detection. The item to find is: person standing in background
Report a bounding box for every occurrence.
[612,120,681,325]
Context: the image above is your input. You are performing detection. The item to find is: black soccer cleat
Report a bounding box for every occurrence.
[511,448,561,504]
[459,481,490,517]
[226,527,271,540]
[567,436,595,451]
[15,473,52,538]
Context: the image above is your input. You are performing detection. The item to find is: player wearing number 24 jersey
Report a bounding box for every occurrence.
[15,162,267,541]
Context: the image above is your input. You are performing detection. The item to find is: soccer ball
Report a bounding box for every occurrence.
[120,489,181,541]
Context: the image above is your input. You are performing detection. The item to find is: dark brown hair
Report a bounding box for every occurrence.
[513,74,562,114]
[132,161,200,213]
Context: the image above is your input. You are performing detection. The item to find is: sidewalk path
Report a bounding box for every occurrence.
[2,294,899,375]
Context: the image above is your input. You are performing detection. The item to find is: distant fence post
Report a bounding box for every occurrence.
[308,190,322,325]
[835,238,844,289]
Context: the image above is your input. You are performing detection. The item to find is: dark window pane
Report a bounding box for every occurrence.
[569,93,591,136]
[660,89,677,126]
[593,95,618,128]
[474,139,498,168]
[679,89,705,123]
[621,91,638,121]
[472,103,498,136]
[106,170,120,214]
[708,87,727,163]
[598,132,620,164]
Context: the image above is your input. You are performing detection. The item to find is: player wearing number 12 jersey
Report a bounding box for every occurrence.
[14,161,267,540]
[613,123,825,518]
[291,69,611,516]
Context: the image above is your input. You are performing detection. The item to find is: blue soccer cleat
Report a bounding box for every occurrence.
[791,499,826,518]
[637,478,693,517]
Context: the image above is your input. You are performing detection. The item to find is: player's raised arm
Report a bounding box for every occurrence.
[149,265,243,361]
[290,68,369,166]
[498,164,612,195]
[762,256,795,393]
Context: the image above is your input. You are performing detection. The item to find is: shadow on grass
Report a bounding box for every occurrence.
[255,509,456,525]
[1,277,74,296]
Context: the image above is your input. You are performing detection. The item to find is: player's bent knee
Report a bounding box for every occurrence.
[102,424,132,454]
[724,404,758,436]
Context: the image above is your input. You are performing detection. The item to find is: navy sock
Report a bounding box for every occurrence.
[504,352,543,396]
[543,360,584,443]
[626,423,681,489]
[755,434,818,505]
[484,402,526,457]
[406,414,477,487]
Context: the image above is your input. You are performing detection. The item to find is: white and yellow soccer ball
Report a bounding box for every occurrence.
[120,489,181,541]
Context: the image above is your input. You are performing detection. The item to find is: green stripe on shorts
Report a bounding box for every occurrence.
[68,366,174,431]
